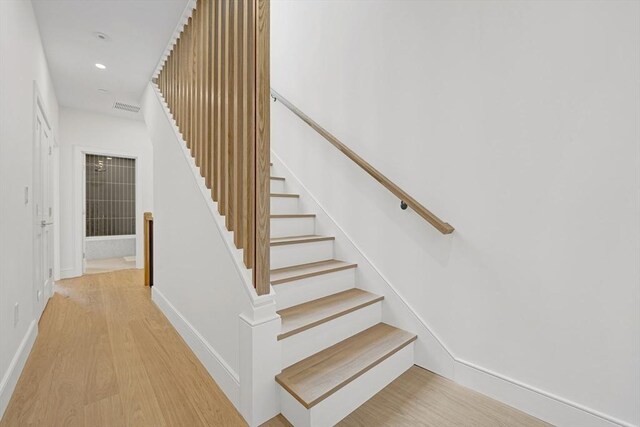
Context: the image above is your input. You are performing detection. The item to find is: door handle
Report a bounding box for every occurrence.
[40,220,53,227]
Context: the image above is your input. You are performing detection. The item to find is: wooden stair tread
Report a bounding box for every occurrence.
[270,214,316,219]
[271,259,357,285]
[278,289,383,340]
[270,235,334,246]
[270,193,299,198]
[275,323,417,408]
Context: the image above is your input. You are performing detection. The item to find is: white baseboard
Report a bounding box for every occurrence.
[59,267,78,279]
[0,320,38,420]
[454,359,636,427]
[151,287,241,411]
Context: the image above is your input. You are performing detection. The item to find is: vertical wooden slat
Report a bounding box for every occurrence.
[168,49,172,111]
[191,14,196,154]
[182,26,187,140]
[211,0,219,201]
[198,4,205,173]
[180,31,186,139]
[242,0,254,268]
[232,0,243,248]
[188,16,194,152]
[167,47,171,110]
[164,54,169,107]
[187,14,197,153]
[172,43,177,115]
[225,0,235,231]
[173,39,179,128]
[176,34,183,136]
[162,65,166,93]
[192,5,200,169]
[254,0,270,295]
[218,0,228,217]
[201,0,211,188]
[194,5,203,172]
[172,42,177,116]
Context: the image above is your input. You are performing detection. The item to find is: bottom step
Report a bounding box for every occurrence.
[277,323,416,427]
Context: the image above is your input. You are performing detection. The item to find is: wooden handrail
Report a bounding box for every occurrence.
[270,89,454,235]
[156,0,271,295]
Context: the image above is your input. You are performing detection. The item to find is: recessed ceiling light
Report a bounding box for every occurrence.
[95,63,106,70]
[94,32,111,42]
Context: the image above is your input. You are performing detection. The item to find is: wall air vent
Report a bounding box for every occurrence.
[113,101,141,113]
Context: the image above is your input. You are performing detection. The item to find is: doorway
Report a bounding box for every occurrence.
[83,154,137,274]
[33,95,54,318]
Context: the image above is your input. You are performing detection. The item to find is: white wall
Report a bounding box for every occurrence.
[140,83,254,410]
[271,1,640,426]
[58,108,153,277]
[0,0,59,418]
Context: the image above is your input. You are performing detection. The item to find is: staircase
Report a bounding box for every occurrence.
[269,164,417,426]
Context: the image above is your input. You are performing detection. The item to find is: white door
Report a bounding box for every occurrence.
[34,107,53,317]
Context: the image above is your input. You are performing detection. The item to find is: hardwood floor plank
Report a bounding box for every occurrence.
[339,366,551,427]
[83,394,125,427]
[0,269,246,427]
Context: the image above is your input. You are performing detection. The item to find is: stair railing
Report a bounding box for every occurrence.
[156,0,271,295]
[270,90,454,235]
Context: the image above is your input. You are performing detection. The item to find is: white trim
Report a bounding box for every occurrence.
[52,139,61,282]
[150,84,276,311]
[85,235,135,242]
[0,320,37,420]
[151,287,241,410]
[72,146,144,278]
[60,268,75,279]
[270,152,637,427]
[454,359,636,427]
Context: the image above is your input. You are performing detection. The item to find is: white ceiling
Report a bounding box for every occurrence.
[33,0,190,120]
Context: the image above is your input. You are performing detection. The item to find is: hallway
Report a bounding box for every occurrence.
[1,271,551,427]
[0,270,245,427]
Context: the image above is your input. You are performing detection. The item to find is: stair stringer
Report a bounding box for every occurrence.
[270,152,456,378]
[143,83,281,427]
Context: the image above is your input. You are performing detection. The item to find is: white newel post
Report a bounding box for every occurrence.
[239,298,282,427]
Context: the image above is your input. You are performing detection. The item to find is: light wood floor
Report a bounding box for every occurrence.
[2,269,550,427]
[0,269,246,427]
[84,257,136,275]
[264,367,551,427]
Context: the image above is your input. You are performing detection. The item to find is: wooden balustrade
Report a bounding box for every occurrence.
[156,0,270,295]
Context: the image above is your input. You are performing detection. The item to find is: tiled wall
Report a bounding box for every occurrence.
[85,154,136,237]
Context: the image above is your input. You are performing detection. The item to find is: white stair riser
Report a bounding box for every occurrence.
[270,179,285,193]
[274,268,356,310]
[281,302,382,368]
[279,342,415,427]
[271,217,315,239]
[271,240,334,270]
[271,196,299,214]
